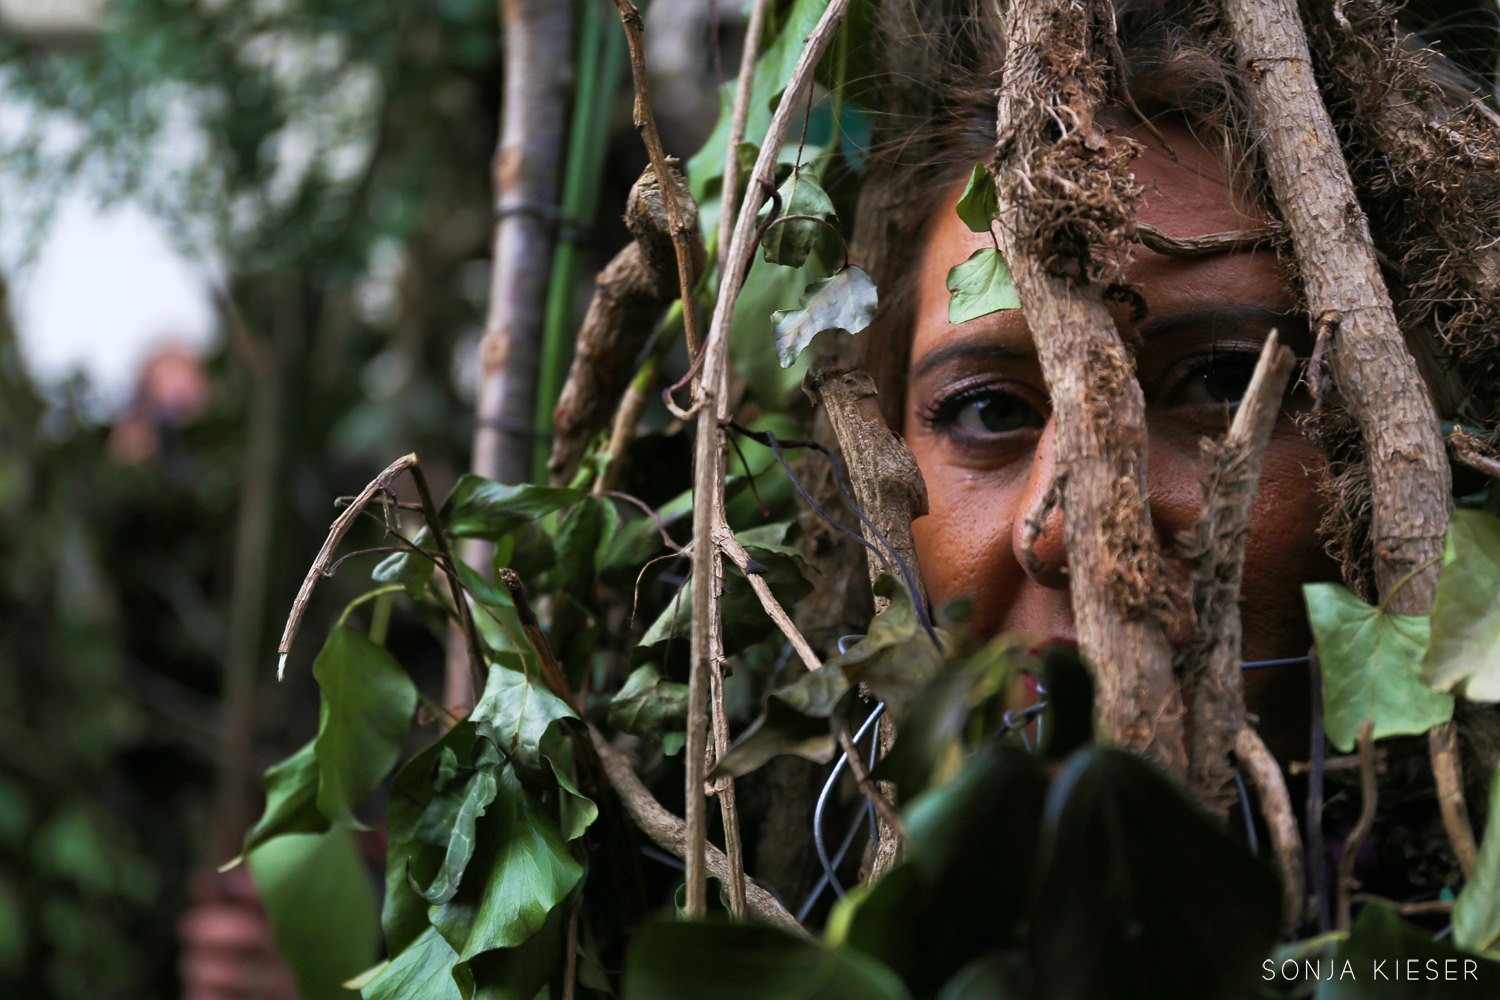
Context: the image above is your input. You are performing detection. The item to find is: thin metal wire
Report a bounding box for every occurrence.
[810,700,886,907]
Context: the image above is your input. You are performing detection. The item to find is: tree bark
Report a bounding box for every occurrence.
[993,0,1186,776]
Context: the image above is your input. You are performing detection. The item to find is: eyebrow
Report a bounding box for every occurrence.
[910,304,1304,382]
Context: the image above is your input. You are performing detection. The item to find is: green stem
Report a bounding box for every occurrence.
[336,584,406,631]
[532,0,627,483]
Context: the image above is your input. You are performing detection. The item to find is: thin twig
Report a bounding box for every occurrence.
[1336,721,1378,932]
[714,524,822,673]
[588,725,807,934]
[1450,428,1500,480]
[715,0,772,267]
[562,902,578,1000]
[1430,721,1478,877]
[680,0,853,919]
[705,610,748,918]
[1134,221,1282,257]
[499,569,578,713]
[410,460,487,698]
[1351,894,1453,916]
[1180,333,1296,811]
[1234,726,1306,930]
[837,724,907,842]
[611,0,704,355]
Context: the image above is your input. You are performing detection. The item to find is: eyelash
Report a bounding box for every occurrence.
[917,381,1047,442]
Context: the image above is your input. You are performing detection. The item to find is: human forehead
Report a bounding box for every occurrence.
[910,125,1286,360]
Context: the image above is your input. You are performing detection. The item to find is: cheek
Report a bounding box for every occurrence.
[908,452,1025,628]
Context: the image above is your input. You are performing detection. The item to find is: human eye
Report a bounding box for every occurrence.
[1157,348,1265,411]
[918,381,1047,445]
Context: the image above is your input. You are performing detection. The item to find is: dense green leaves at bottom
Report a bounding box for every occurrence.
[1031,749,1282,1000]
[248,829,379,1000]
[623,921,910,1000]
[1305,583,1453,751]
[1424,509,1500,700]
[312,625,417,824]
[1316,904,1500,1000]
[361,927,463,1000]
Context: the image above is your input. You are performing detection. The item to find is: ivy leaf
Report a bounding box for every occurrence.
[540,725,598,842]
[442,475,582,541]
[241,740,328,858]
[769,266,878,369]
[417,764,500,906]
[359,926,462,1000]
[946,248,1020,325]
[470,662,578,781]
[830,574,944,717]
[549,496,618,604]
[383,724,478,956]
[313,626,418,825]
[1424,509,1500,701]
[1032,749,1281,1000]
[371,526,435,598]
[248,829,380,1000]
[608,665,689,740]
[1455,764,1500,954]
[429,767,584,963]
[623,921,910,1000]
[758,164,837,268]
[1305,583,1453,752]
[954,163,997,234]
[709,664,851,779]
[1319,903,1500,999]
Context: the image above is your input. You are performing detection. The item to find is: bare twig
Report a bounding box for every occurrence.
[611,0,705,357]
[1134,221,1282,257]
[837,724,907,843]
[588,725,807,934]
[411,461,487,699]
[705,623,748,918]
[499,568,577,713]
[1430,721,1478,877]
[714,525,822,673]
[1351,894,1453,917]
[1235,726,1306,930]
[1451,428,1500,481]
[680,0,853,919]
[715,0,772,263]
[1180,333,1297,810]
[1336,721,1378,932]
[993,0,1185,775]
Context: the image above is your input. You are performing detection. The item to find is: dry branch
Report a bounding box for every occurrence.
[682,0,853,918]
[1336,722,1378,932]
[992,0,1185,775]
[1235,726,1306,930]
[1220,0,1462,870]
[549,169,704,485]
[1133,222,1282,258]
[588,725,806,934]
[1179,334,1296,810]
[715,524,822,672]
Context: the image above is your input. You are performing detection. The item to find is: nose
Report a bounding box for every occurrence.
[1013,418,1070,588]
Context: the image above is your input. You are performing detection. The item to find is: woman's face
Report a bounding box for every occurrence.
[903,124,1338,733]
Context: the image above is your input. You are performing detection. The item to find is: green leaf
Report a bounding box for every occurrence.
[442,475,582,541]
[361,926,463,1000]
[1424,509,1500,700]
[608,665,689,740]
[946,248,1020,325]
[710,664,851,779]
[623,921,910,1000]
[770,265,878,368]
[550,496,618,604]
[248,829,380,1000]
[1305,583,1453,752]
[242,740,329,856]
[835,741,1047,995]
[372,526,436,598]
[470,662,578,780]
[758,164,837,268]
[1315,903,1499,999]
[313,625,418,825]
[1032,749,1281,1000]
[954,163,997,234]
[1455,764,1500,953]
[418,766,500,906]
[384,724,478,956]
[828,574,944,716]
[540,725,598,842]
[429,767,583,963]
